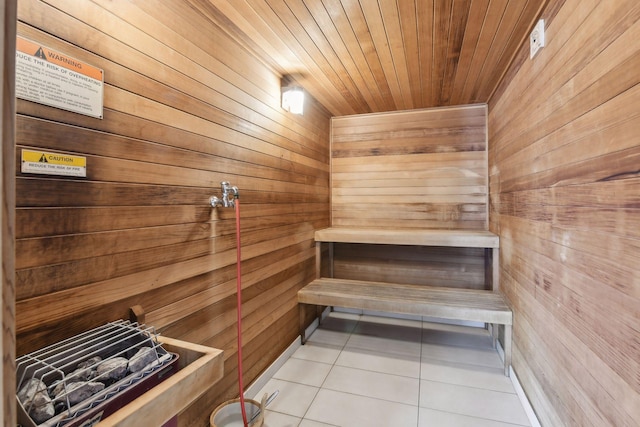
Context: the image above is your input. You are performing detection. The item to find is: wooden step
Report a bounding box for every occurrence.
[299,278,511,324]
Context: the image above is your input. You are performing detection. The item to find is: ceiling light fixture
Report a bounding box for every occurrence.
[281,86,304,115]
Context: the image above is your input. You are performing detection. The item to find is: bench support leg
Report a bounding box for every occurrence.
[315,242,322,279]
[486,247,500,292]
[504,324,512,377]
[491,323,498,349]
[299,303,307,344]
[329,242,334,278]
[299,303,326,345]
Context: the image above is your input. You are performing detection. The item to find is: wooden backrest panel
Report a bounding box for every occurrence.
[333,244,487,290]
[329,105,489,289]
[331,104,488,230]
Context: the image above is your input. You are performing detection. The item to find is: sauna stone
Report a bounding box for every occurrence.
[72,356,102,381]
[77,356,102,370]
[18,378,55,423]
[128,346,156,373]
[53,381,105,406]
[67,366,96,382]
[97,357,128,381]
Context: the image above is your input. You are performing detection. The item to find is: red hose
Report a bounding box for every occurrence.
[234,199,249,426]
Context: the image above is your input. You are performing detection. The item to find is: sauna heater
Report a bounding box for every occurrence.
[16,320,179,427]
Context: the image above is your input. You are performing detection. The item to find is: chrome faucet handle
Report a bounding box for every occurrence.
[210,196,223,207]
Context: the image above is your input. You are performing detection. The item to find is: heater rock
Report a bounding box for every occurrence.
[128,346,157,373]
[18,378,55,423]
[77,356,102,370]
[97,357,128,381]
[53,381,105,406]
[71,356,102,382]
[67,366,95,383]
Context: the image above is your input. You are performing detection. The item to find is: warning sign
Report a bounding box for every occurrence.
[15,37,104,119]
[21,150,87,177]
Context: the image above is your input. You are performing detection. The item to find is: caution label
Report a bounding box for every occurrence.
[22,150,87,177]
[15,37,104,119]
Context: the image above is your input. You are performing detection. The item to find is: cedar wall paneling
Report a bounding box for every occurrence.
[15,1,330,425]
[489,0,640,425]
[331,104,488,229]
[2,0,17,425]
[330,105,489,289]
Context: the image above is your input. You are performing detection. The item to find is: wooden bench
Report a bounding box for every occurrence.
[298,227,513,376]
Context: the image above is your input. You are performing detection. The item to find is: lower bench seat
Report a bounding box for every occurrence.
[298,277,513,376]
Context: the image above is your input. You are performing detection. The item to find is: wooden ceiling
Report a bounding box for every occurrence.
[196,0,547,116]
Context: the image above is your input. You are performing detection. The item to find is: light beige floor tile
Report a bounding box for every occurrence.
[420,358,514,393]
[292,342,342,365]
[354,317,423,341]
[253,378,318,418]
[323,365,419,405]
[307,328,351,347]
[280,314,535,427]
[274,358,332,387]
[422,324,494,349]
[347,333,422,358]
[419,408,526,427]
[422,342,503,369]
[305,389,419,427]
[336,347,420,378]
[263,410,301,427]
[420,380,530,425]
[298,419,340,427]
[352,318,422,358]
[318,314,360,334]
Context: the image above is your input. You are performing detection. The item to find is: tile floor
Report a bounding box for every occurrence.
[253,311,531,427]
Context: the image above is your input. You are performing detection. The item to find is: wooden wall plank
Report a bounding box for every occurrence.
[130,0,546,116]
[302,0,380,112]
[378,0,413,110]
[416,0,435,107]
[469,0,527,102]
[329,104,489,289]
[449,0,491,105]
[333,244,486,290]
[489,0,640,424]
[331,104,488,230]
[396,0,421,108]
[14,2,330,426]
[359,0,403,110]
[458,0,508,103]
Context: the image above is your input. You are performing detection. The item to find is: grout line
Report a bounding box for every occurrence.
[299,309,357,424]
[421,355,505,373]
[418,407,529,427]
[417,318,425,426]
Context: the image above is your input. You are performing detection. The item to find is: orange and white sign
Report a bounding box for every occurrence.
[16,37,104,118]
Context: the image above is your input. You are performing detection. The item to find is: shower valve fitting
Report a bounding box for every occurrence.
[210,181,239,208]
